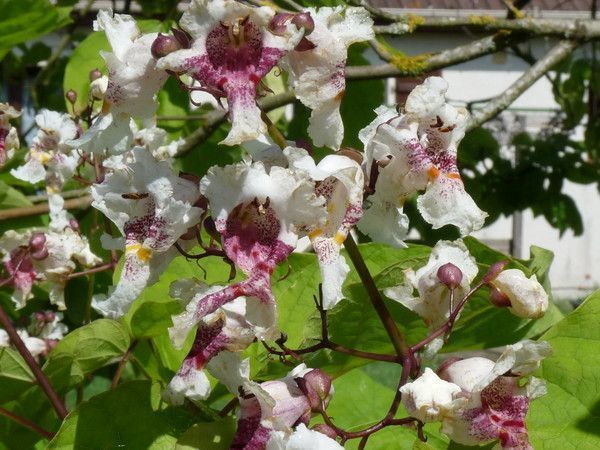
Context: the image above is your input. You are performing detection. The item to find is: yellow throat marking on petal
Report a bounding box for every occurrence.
[125,243,153,263]
[334,231,346,245]
[447,172,462,180]
[309,229,322,240]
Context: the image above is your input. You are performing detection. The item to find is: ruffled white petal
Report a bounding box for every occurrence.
[492,269,549,319]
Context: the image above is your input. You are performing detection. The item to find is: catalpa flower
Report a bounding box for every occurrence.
[91,148,203,319]
[190,155,325,323]
[0,103,21,167]
[489,269,549,319]
[164,278,278,404]
[385,240,478,354]
[0,225,101,310]
[359,77,487,246]
[133,125,183,161]
[234,365,335,449]
[156,0,303,146]
[286,147,364,309]
[438,340,552,449]
[0,311,68,359]
[283,6,374,149]
[69,10,168,154]
[11,110,80,193]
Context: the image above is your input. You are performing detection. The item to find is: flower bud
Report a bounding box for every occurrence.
[336,147,363,164]
[65,90,77,104]
[34,312,46,325]
[482,260,508,283]
[151,33,184,59]
[296,368,332,411]
[268,13,294,36]
[490,269,548,319]
[30,247,49,261]
[311,424,338,440]
[437,262,462,289]
[89,68,102,82]
[44,310,56,322]
[171,27,191,49]
[437,357,495,393]
[295,37,316,52]
[489,285,511,308]
[29,233,46,252]
[90,76,108,100]
[291,12,315,35]
[69,218,80,232]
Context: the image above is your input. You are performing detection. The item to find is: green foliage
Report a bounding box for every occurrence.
[529,290,600,449]
[0,0,71,61]
[48,381,196,449]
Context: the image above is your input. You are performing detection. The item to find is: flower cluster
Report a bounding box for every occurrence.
[0,311,68,359]
[0,2,557,449]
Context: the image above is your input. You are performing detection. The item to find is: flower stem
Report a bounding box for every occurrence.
[0,305,68,420]
[344,234,409,358]
[0,406,55,440]
[261,111,288,150]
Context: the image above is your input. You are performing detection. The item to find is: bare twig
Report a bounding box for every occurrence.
[111,340,139,389]
[0,196,92,221]
[0,406,55,439]
[468,39,578,129]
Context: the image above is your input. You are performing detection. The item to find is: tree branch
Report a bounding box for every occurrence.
[468,39,578,129]
[0,195,92,221]
[375,17,600,40]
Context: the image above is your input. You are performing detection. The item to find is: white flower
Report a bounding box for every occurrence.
[491,269,549,319]
[0,103,21,167]
[11,110,80,193]
[437,340,552,449]
[191,157,325,321]
[133,125,182,161]
[267,424,343,450]
[0,226,101,310]
[283,6,373,149]
[91,147,203,318]
[358,78,487,246]
[0,329,9,347]
[385,240,477,354]
[68,10,167,154]
[286,147,364,309]
[400,368,463,423]
[157,0,302,146]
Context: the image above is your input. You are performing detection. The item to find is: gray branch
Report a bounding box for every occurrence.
[468,39,578,130]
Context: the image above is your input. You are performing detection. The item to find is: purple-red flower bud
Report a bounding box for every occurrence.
[69,218,80,232]
[291,12,315,35]
[483,260,509,283]
[30,247,49,261]
[29,233,46,252]
[296,368,333,411]
[294,37,316,52]
[437,262,463,289]
[89,68,102,82]
[171,27,191,49]
[151,33,184,59]
[65,90,77,104]
[268,13,294,36]
[489,286,512,308]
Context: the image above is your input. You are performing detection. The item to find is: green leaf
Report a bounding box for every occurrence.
[176,417,237,450]
[48,380,195,449]
[0,348,35,404]
[0,0,71,61]
[528,290,600,449]
[43,319,130,391]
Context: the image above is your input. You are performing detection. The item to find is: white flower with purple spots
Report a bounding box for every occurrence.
[0,103,21,167]
[438,340,552,449]
[11,110,80,193]
[69,10,168,154]
[267,424,343,450]
[91,148,203,319]
[283,6,374,149]
[358,77,487,246]
[156,0,303,146]
[385,240,478,354]
[0,226,101,310]
[164,278,278,404]
[285,147,364,309]
[191,157,325,324]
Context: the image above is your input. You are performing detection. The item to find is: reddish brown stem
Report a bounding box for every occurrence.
[68,262,115,280]
[111,340,139,389]
[0,406,55,439]
[0,305,68,420]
